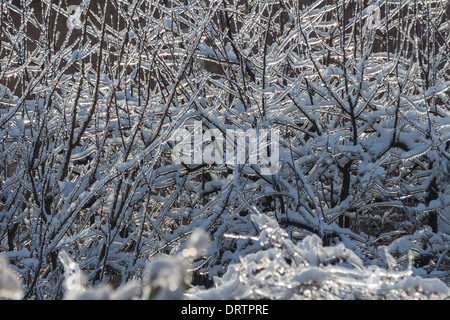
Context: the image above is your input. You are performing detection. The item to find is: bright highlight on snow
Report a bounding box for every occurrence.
[2,216,449,300]
[170,121,281,175]
[0,0,449,301]
[66,5,84,30]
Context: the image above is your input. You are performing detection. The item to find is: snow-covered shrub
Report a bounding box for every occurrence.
[143,229,211,300]
[0,0,449,299]
[187,215,450,300]
[57,250,140,300]
[0,256,22,299]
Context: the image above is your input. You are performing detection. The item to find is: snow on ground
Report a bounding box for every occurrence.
[1,215,448,300]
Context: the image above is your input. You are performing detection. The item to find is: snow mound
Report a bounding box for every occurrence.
[0,256,22,299]
[2,218,448,300]
[187,215,450,300]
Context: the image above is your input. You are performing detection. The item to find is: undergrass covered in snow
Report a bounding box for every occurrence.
[2,215,449,300]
